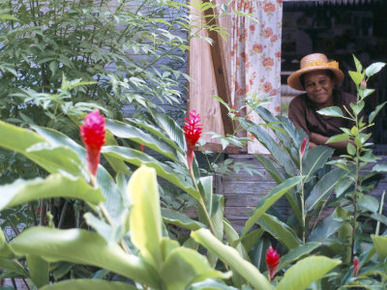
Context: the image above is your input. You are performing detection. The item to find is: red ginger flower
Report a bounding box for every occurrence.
[183,109,202,170]
[300,137,307,159]
[80,110,106,177]
[266,246,280,282]
[353,256,359,277]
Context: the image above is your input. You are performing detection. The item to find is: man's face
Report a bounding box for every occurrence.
[304,70,335,107]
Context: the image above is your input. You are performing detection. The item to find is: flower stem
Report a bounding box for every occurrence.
[189,168,216,235]
[300,152,306,244]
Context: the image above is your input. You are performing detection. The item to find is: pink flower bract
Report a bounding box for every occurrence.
[353,256,359,277]
[266,246,280,281]
[301,137,307,158]
[80,110,106,177]
[183,109,202,170]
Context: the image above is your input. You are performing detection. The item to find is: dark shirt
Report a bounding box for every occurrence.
[288,89,357,138]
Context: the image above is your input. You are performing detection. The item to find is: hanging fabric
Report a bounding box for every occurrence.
[230,0,283,154]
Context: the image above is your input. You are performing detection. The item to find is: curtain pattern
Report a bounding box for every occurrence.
[231,0,283,153]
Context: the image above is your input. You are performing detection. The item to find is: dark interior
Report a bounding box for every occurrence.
[281,0,387,152]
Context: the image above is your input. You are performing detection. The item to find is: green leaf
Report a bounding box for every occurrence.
[277,242,321,271]
[305,167,348,211]
[372,164,387,173]
[254,154,285,184]
[308,211,342,242]
[240,176,303,239]
[10,227,160,287]
[358,195,379,213]
[365,62,386,77]
[0,229,15,259]
[104,131,130,175]
[346,143,356,155]
[276,256,341,290]
[188,279,238,289]
[160,247,231,288]
[0,174,104,211]
[302,146,334,182]
[162,208,205,231]
[26,143,85,176]
[149,109,186,151]
[371,235,387,260]
[0,120,45,153]
[348,71,364,86]
[102,146,200,200]
[326,133,350,144]
[353,55,363,73]
[239,118,296,176]
[27,255,50,288]
[191,229,272,289]
[128,165,163,269]
[317,106,344,118]
[350,101,364,115]
[257,213,302,250]
[106,119,178,162]
[0,258,28,277]
[40,279,137,290]
[369,102,386,125]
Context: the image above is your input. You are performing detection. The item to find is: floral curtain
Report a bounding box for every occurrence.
[231,0,283,154]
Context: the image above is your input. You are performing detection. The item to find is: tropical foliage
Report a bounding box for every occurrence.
[0,0,386,288]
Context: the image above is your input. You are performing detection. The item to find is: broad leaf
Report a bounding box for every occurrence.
[162,208,205,231]
[317,106,344,118]
[160,247,231,288]
[371,235,387,260]
[0,174,104,211]
[149,109,186,151]
[254,155,285,184]
[0,258,28,277]
[240,176,303,239]
[257,213,301,250]
[302,146,334,182]
[0,229,15,259]
[0,120,45,153]
[305,167,348,212]
[369,102,387,124]
[128,166,163,269]
[372,163,387,173]
[278,242,321,271]
[40,279,137,290]
[239,118,296,176]
[191,229,272,289]
[365,62,386,77]
[348,71,364,86]
[102,146,200,200]
[10,227,160,287]
[188,279,238,289]
[326,133,350,144]
[276,256,341,290]
[308,211,342,242]
[106,119,178,161]
[27,255,50,288]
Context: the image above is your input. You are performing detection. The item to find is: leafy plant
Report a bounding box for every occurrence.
[239,55,387,288]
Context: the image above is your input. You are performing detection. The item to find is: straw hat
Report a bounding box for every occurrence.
[287,53,344,91]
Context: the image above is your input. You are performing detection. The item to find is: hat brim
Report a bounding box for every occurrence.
[287,66,344,91]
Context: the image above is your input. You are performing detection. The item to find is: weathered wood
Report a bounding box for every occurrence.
[218,155,387,231]
[188,0,234,151]
[202,0,233,135]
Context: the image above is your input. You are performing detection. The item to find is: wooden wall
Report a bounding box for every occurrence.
[188,0,234,150]
[218,155,387,232]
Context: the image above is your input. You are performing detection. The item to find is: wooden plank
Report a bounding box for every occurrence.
[202,0,233,135]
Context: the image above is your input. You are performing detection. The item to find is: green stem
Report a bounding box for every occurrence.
[90,174,131,254]
[189,168,216,235]
[299,152,306,244]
